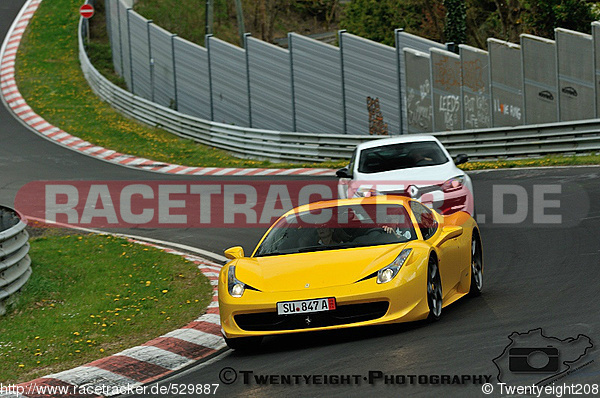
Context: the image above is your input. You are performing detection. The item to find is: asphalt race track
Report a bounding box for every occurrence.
[1,1,599,396]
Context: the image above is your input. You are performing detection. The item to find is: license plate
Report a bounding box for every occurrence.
[277,297,336,315]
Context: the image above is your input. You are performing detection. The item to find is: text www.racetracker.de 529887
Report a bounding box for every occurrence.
[0,383,220,396]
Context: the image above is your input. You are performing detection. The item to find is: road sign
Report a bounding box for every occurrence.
[79,4,94,19]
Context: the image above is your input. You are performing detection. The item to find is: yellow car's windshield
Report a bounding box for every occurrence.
[254,204,416,257]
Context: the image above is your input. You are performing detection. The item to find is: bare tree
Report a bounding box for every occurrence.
[493,0,522,42]
[248,0,290,42]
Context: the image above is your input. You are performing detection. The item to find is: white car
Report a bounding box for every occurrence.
[336,135,474,215]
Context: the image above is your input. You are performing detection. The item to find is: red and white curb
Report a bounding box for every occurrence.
[0,0,335,178]
[1,233,227,398]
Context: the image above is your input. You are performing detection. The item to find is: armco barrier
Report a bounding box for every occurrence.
[0,206,31,316]
[434,119,600,158]
[78,12,600,160]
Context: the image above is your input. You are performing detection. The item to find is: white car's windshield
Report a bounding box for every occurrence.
[254,204,416,257]
[358,141,449,174]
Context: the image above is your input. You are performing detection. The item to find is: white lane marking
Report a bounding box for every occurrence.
[112,234,228,264]
[212,168,236,175]
[115,346,193,371]
[174,167,197,175]
[0,392,25,398]
[46,366,138,392]
[95,149,116,158]
[194,313,221,325]
[161,328,225,351]
[144,350,232,387]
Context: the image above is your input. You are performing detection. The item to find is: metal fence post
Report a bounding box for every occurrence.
[459,44,465,131]
[554,30,562,122]
[520,35,527,125]
[487,39,495,127]
[235,0,245,48]
[171,34,178,111]
[147,20,154,103]
[339,29,347,134]
[429,51,436,132]
[288,32,297,132]
[395,28,404,135]
[116,0,124,75]
[244,33,252,128]
[127,8,134,93]
[206,34,214,121]
[595,22,600,118]
[594,26,599,118]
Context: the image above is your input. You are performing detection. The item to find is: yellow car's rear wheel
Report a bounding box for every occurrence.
[426,254,442,322]
[469,231,483,297]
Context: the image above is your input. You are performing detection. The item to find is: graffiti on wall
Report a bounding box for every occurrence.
[464,94,490,129]
[493,99,522,121]
[434,57,461,90]
[406,79,432,131]
[367,97,389,135]
[438,94,460,130]
[462,59,486,92]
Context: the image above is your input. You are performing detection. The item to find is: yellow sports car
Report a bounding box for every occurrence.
[218,196,483,350]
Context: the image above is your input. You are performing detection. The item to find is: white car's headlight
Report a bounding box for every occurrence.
[228,265,245,297]
[377,249,412,284]
[441,175,465,192]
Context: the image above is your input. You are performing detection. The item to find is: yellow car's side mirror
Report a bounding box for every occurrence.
[224,246,244,259]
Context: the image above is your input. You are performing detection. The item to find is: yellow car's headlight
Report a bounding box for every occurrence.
[377,249,412,284]
[228,265,245,298]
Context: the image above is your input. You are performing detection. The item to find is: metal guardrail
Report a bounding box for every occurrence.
[78,17,600,161]
[435,120,600,158]
[0,206,31,316]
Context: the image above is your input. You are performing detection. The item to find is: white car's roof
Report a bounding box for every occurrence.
[356,134,441,151]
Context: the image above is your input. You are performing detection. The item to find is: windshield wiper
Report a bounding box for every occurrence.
[256,250,299,257]
[297,243,357,252]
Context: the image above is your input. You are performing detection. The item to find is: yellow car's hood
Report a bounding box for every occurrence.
[236,244,408,293]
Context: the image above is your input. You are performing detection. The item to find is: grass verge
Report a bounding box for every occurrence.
[459,154,600,171]
[14,0,346,170]
[0,230,213,384]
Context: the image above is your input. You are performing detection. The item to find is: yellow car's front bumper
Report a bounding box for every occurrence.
[218,258,430,339]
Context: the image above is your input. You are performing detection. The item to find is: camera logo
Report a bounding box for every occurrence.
[508,347,559,373]
[493,328,593,386]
